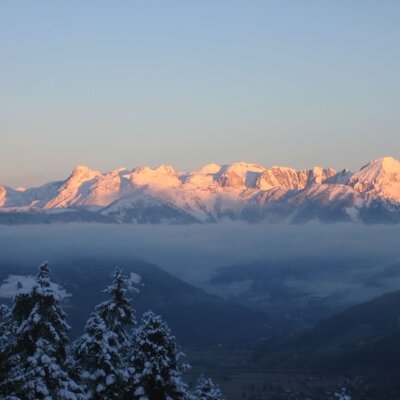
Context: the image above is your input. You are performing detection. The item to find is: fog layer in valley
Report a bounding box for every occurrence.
[0,222,399,283]
[1,222,400,338]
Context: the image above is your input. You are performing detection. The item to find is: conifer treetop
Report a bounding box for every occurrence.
[130,311,190,399]
[194,376,225,400]
[36,262,50,288]
[96,267,135,341]
[0,262,87,400]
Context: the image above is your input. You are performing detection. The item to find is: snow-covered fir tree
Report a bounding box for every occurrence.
[95,267,135,347]
[0,262,86,400]
[70,267,135,400]
[129,311,190,400]
[70,314,126,400]
[194,376,225,400]
[0,303,11,388]
[334,387,352,400]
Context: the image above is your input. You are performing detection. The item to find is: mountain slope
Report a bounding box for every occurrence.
[253,290,400,399]
[0,257,271,346]
[297,290,400,352]
[349,157,400,202]
[254,289,400,368]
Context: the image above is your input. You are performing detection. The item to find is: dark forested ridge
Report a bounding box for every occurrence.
[251,290,400,399]
[0,257,270,345]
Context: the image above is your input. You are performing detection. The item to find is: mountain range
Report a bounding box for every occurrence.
[1,156,400,224]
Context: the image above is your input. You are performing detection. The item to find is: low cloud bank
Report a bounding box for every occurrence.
[0,222,399,285]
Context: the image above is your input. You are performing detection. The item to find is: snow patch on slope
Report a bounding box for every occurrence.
[126,272,143,293]
[0,275,71,299]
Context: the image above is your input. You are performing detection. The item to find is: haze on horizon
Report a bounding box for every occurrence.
[1,1,399,187]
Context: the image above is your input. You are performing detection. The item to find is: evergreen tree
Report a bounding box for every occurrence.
[129,311,190,400]
[70,314,125,400]
[194,376,225,400]
[96,267,135,347]
[0,303,11,391]
[70,267,135,400]
[0,262,86,400]
[334,387,352,400]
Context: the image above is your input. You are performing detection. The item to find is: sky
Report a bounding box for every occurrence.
[1,1,399,187]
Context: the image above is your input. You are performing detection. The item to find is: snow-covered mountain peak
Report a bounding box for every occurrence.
[218,162,265,188]
[306,167,337,185]
[269,165,296,170]
[225,162,265,174]
[132,165,152,174]
[196,163,221,174]
[131,164,177,177]
[257,166,300,190]
[108,167,127,176]
[64,165,102,191]
[43,165,102,209]
[325,169,353,185]
[129,165,181,188]
[359,156,400,174]
[69,165,101,180]
[154,164,177,175]
[0,185,5,207]
[377,156,399,165]
[183,164,222,187]
[349,157,400,201]
[256,165,336,191]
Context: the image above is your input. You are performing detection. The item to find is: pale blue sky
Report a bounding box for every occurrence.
[1,1,399,187]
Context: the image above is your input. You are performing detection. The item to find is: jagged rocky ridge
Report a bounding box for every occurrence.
[1,157,400,224]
